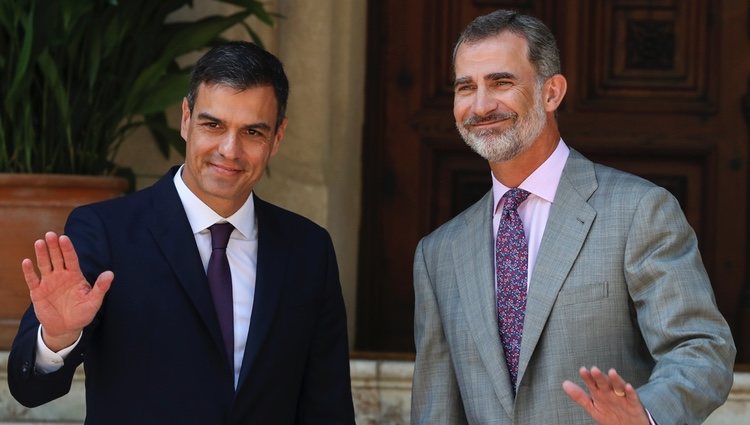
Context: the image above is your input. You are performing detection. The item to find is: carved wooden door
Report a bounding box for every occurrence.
[357,0,750,363]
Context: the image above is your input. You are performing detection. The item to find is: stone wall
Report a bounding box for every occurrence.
[1,353,748,424]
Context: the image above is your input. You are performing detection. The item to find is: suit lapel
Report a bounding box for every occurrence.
[453,191,515,417]
[517,150,597,385]
[236,196,287,388]
[145,168,227,363]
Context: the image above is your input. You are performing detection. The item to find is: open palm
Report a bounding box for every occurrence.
[22,232,113,351]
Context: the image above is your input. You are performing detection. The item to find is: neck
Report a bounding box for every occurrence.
[489,126,560,188]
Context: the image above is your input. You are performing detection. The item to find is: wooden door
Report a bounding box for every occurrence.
[357,0,750,364]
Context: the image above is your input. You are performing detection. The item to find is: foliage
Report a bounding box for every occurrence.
[0,0,275,175]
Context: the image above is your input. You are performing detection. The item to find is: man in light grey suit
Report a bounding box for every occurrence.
[411,9,736,425]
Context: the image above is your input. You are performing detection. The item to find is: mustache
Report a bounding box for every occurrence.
[462,112,517,127]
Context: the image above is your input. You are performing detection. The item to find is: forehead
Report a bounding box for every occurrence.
[193,83,279,122]
[454,32,536,80]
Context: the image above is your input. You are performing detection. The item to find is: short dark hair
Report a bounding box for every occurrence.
[453,10,561,82]
[187,41,289,128]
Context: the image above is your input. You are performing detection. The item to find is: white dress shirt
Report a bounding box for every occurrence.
[173,165,257,387]
[492,139,569,287]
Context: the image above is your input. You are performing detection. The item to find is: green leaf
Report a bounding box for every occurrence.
[133,72,190,115]
[87,25,103,90]
[37,49,70,124]
[124,11,252,113]
[240,22,264,48]
[4,0,35,113]
[161,12,253,60]
[145,112,184,158]
[219,0,275,26]
[0,0,276,174]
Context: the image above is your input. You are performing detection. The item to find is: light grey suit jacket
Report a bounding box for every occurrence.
[411,149,735,425]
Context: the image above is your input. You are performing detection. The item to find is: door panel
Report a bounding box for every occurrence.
[358,0,750,362]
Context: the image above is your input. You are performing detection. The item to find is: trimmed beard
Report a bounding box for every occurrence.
[457,82,547,163]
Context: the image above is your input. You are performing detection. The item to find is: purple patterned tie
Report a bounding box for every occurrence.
[496,188,530,394]
[207,222,234,369]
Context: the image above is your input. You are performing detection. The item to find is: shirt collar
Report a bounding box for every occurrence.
[492,139,570,214]
[173,165,256,240]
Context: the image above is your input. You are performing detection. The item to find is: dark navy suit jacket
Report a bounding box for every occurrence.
[8,167,355,424]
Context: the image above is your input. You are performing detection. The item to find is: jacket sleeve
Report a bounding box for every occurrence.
[7,205,107,407]
[625,187,736,425]
[7,307,87,407]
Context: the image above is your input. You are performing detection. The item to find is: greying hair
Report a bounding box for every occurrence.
[453,10,561,81]
[187,41,289,129]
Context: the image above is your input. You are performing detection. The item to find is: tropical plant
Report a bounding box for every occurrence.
[0,0,274,175]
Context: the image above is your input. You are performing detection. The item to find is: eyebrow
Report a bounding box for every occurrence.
[454,72,518,88]
[196,112,272,133]
[245,122,272,133]
[454,76,473,88]
[485,72,517,81]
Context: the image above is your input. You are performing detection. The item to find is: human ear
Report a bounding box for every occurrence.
[543,74,567,112]
[180,98,191,142]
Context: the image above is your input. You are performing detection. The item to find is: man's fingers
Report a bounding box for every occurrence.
[58,235,81,272]
[590,366,611,392]
[21,258,41,291]
[45,232,66,271]
[91,271,114,300]
[608,368,628,397]
[578,366,599,392]
[562,380,593,411]
[623,383,640,403]
[34,238,52,275]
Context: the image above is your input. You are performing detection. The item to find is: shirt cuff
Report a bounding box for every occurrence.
[34,325,82,374]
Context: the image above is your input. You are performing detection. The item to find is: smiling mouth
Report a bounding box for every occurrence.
[210,163,242,174]
[464,113,516,128]
[472,118,510,127]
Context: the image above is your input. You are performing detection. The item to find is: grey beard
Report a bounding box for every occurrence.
[459,124,528,162]
[457,95,547,163]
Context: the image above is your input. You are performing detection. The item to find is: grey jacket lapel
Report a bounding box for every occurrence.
[453,191,516,417]
[517,149,597,384]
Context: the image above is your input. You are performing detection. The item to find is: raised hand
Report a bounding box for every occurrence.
[21,232,113,351]
[562,366,649,425]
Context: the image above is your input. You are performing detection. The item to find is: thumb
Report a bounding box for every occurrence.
[91,271,114,299]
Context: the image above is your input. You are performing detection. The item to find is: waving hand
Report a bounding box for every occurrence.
[22,232,113,351]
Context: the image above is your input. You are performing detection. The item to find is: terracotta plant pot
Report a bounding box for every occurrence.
[0,174,128,349]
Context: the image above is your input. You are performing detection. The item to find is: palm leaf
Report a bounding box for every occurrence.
[0,0,276,175]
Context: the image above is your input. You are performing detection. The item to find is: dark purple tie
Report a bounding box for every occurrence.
[495,188,530,394]
[207,222,234,369]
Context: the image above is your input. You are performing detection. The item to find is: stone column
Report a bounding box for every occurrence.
[255,0,365,344]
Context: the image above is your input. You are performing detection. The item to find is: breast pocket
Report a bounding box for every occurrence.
[556,281,609,306]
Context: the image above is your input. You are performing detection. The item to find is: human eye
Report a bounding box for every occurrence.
[243,127,270,144]
[246,128,267,138]
[200,121,221,130]
[492,79,512,88]
[455,83,475,94]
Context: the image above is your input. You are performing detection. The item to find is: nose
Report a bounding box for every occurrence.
[217,133,239,159]
[472,87,498,117]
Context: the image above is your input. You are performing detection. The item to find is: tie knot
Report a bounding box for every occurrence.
[503,188,530,211]
[209,222,234,250]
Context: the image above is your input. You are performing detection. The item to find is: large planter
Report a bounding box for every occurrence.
[0,174,128,349]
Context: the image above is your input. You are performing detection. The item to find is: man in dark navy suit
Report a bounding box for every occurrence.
[8,41,355,425]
